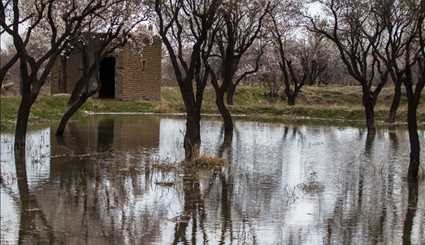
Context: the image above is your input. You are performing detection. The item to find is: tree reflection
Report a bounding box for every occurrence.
[218,155,234,245]
[173,165,208,244]
[14,149,54,244]
[402,178,419,245]
[217,125,234,160]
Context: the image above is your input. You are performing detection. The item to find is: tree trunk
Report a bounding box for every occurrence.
[287,94,296,106]
[15,148,29,204]
[69,78,87,105]
[184,112,201,160]
[365,129,376,155]
[56,95,89,136]
[387,83,401,123]
[226,84,236,105]
[362,93,376,133]
[14,97,32,151]
[406,99,420,182]
[215,90,233,144]
[0,71,7,88]
[15,149,31,244]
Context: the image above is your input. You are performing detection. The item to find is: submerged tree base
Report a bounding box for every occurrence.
[184,154,228,170]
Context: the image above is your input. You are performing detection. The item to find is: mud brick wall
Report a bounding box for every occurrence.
[50,35,161,102]
[140,37,162,101]
[50,65,61,94]
[50,51,98,95]
[117,37,161,101]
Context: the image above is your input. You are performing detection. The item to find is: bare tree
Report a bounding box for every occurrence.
[0,46,19,88]
[308,0,389,132]
[272,35,319,105]
[368,0,414,123]
[217,0,270,106]
[302,32,329,86]
[0,0,30,88]
[403,1,424,181]
[366,0,424,180]
[261,68,281,99]
[154,0,222,160]
[0,44,20,94]
[269,1,312,105]
[206,0,269,142]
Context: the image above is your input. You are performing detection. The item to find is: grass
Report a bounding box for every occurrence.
[152,85,425,128]
[0,95,156,130]
[189,154,228,169]
[152,162,177,172]
[1,85,424,131]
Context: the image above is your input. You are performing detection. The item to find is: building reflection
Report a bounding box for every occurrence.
[53,115,160,154]
[45,116,162,244]
[97,118,115,152]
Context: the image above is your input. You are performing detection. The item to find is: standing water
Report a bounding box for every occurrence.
[1,116,424,244]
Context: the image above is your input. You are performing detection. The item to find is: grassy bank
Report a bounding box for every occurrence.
[1,85,424,130]
[0,95,155,130]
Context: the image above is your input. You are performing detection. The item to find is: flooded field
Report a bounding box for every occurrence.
[1,116,424,244]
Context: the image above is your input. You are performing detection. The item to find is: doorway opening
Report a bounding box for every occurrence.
[98,57,116,98]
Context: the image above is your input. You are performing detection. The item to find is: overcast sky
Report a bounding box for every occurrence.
[1,34,11,51]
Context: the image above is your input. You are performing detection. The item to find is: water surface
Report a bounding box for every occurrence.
[1,116,424,244]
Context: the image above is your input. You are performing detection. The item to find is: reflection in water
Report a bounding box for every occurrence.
[14,151,54,244]
[1,115,424,244]
[403,178,419,245]
[97,118,115,152]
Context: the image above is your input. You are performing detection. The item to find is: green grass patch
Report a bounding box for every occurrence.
[0,95,157,131]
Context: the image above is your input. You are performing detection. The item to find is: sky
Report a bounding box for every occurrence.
[1,33,12,51]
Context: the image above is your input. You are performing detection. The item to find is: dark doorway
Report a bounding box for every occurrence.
[98,57,116,98]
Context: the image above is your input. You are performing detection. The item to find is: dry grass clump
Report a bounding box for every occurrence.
[152,162,177,172]
[187,154,228,169]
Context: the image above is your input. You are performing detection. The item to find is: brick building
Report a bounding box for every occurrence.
[50,36,162,101]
